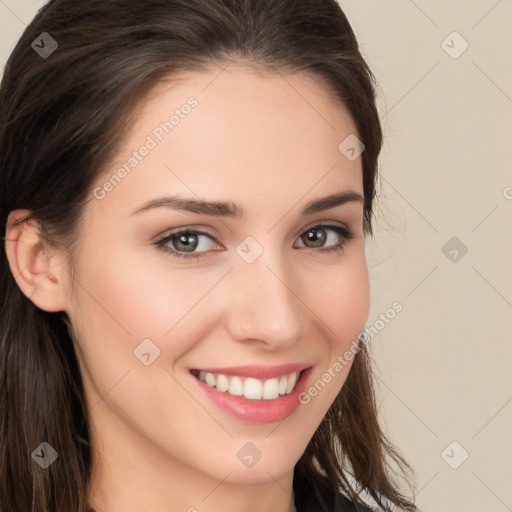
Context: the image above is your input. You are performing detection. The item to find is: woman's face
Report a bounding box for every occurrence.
[65,66,370,491]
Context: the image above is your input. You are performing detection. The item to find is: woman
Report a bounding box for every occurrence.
[0,1,419,511]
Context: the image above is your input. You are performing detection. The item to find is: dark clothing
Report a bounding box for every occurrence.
[293,468,373,512]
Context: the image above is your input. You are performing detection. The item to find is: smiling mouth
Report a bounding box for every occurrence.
[190,368,307,401]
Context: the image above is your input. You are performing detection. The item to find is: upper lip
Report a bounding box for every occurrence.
[190,363,312,380]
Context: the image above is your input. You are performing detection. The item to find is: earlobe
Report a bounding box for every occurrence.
[4,209,70,312]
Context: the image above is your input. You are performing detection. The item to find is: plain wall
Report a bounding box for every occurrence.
[1,1,511,511]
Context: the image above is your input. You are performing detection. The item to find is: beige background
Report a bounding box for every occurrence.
[1,1,511,511]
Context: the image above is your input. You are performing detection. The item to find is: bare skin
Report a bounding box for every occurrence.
[5,64,370,512]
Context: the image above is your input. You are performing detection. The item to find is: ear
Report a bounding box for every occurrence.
[4,209,71,312]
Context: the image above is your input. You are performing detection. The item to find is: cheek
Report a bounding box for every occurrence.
[304,251,370,350]
[292,262,367,415]
[285,258,369,450]
[68,244,224,374]
[67,245,221,446]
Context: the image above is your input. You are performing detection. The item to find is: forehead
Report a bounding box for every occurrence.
[92,65,363,219]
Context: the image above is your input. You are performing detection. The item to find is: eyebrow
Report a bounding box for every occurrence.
[129,190,364,218]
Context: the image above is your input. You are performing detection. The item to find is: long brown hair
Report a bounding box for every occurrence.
[0,1,418,510]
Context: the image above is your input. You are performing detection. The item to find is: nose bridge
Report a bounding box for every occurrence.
[226,240,304,345]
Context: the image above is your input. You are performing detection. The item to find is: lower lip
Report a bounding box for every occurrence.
[190,367,313,424]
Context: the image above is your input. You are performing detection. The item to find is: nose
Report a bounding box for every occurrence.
[223,244,305,350]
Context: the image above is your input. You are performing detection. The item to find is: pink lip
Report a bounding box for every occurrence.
[189,363,312,380]
[190,366,314,424]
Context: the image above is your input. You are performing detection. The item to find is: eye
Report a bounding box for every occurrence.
[295,223,355,253]
[154,223,355,261]
[154,229,219,260]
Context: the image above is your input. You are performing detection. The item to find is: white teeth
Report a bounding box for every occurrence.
[216,373,229,392]
[205,372,216,387]
[196,370,300,400]
[228,376,243,396]
[286,372,297,394]
[262,378,279,400]
[278,375,288,395]
[244,378,262,400]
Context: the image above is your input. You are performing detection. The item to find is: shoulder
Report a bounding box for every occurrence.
[293,467,373,512]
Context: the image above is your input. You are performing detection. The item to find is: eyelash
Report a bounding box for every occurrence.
[154,223,355,261]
